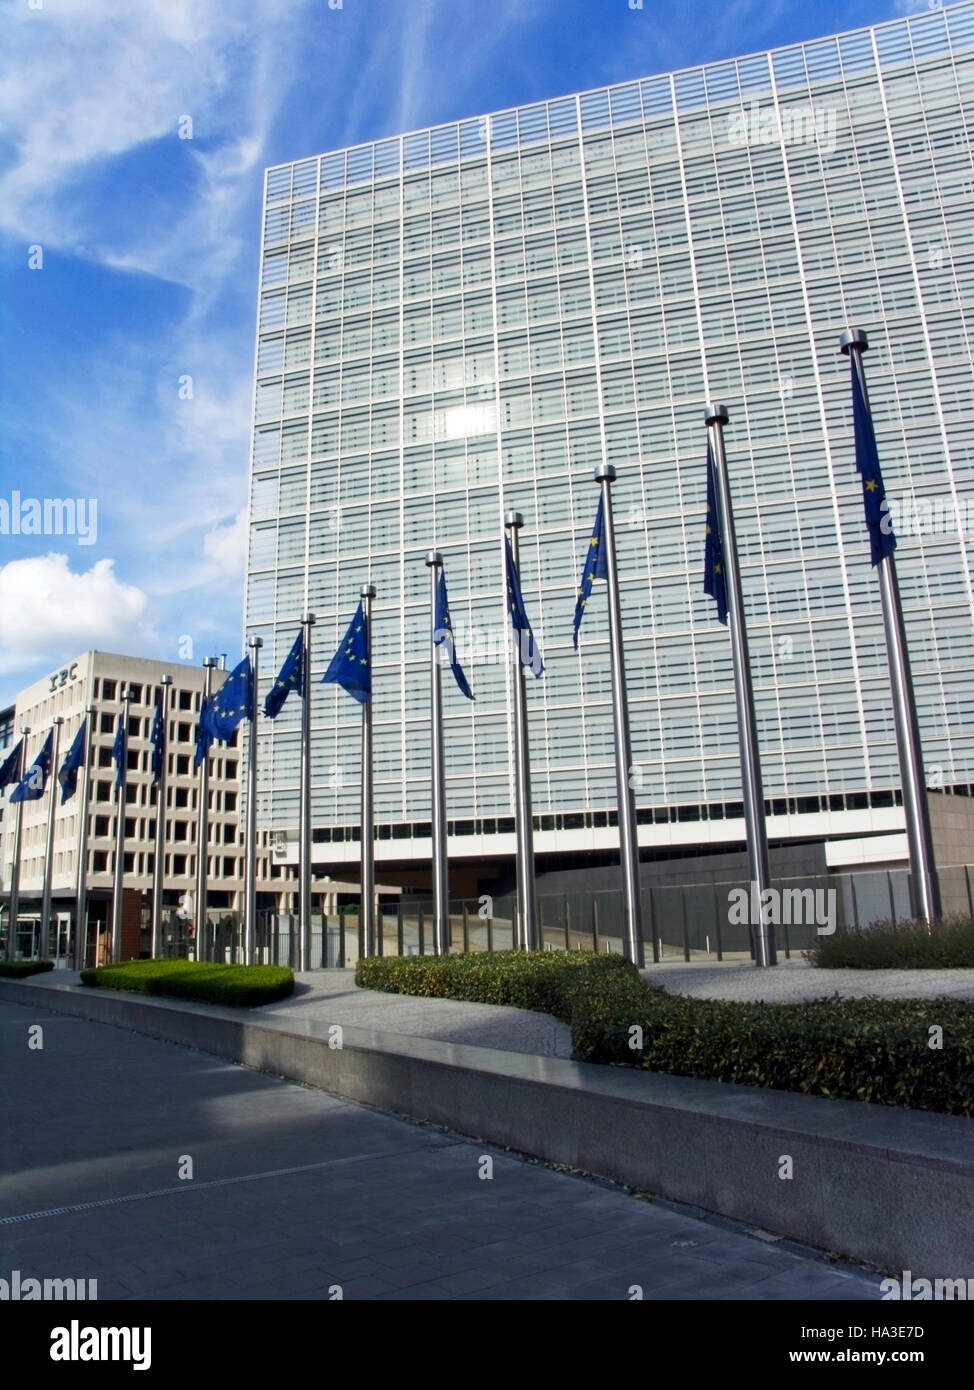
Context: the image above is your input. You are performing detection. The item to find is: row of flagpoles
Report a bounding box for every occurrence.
[1,331,941,969]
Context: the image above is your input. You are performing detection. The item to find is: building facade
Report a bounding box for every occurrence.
[0,653,289,958]
[245,3,974,900]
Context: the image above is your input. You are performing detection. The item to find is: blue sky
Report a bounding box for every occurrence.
[0,0,927,706]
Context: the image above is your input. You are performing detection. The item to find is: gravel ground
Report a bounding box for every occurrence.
[644,957,974,1003]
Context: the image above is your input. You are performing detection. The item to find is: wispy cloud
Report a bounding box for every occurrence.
[386,0,551,134]
[612,0,795,83]
[0,1,306,280]
[0,1,326,695]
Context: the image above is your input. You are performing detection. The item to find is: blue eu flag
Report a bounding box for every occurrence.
[112,714,127,791]
[703,444,729,626]
[0,739,22,791]
[204,657,254,741]
[851,359,897,566]
[12,730,54,803]
[150,692,165,787]
[572,494,607,650]
[322,602,371,704]
[505,537,544,677]
[264,629,304,719]
[58,718,87,804]
[194,696,213,769]
[434,570,474,701]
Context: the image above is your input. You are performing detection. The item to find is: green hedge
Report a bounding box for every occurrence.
[357,949,643,1018]
[0,959,56,978]
[81,958,294,1007]
[357,950,974,1116]
[811,915,974,969]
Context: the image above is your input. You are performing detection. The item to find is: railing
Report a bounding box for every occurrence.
[4,863,973,967]
[157,864,974,966]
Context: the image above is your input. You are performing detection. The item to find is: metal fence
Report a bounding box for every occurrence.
[6,862,974,967]
[178,863,974,966]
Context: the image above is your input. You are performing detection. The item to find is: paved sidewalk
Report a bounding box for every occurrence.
[261,967,573,1055]
[0,998,883,1301]
[25,967,573,1058]
[646,958,974,1003]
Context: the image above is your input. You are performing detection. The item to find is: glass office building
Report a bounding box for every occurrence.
[245,2,974,891]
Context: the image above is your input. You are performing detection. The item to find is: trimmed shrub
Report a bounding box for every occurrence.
[577,989,974,1116]
[81,959,293,1008]
[0,959,56,978]
[810,915,974,969]
[357,950,974,1116]
[357,949,640,1018]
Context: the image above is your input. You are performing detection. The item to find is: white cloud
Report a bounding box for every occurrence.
[203,508,248,576]
[0,553,156,677]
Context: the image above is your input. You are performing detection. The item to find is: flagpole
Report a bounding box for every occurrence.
[298,615,315,972]
[504,511,539,952]
[426,552,449,956]
[594,466,645,967]
[195,657,218,962]
[5,730,28,962]
[111,690,132,964]
[839,328,941,923]
[246,636,263,967]
[150,676,171,960]
[40,716,64,961]
[360,583,376,958]
[74,706,95,971]
[704,404,776,967]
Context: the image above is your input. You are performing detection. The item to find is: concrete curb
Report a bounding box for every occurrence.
[3,975,972,1275]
